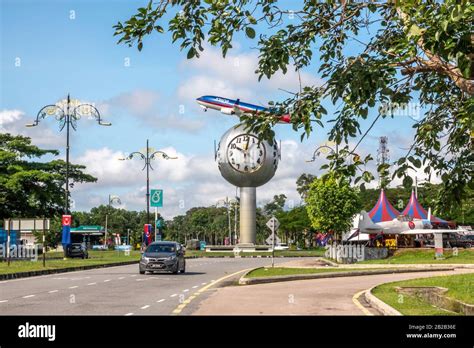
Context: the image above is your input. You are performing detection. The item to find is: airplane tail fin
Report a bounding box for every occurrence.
[358,211,382,233]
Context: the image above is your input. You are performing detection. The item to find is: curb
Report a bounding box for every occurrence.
[238,267,455,285]
[0,260,138,281]
[364,286,402,316]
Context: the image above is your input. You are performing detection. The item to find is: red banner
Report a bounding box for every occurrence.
[62,215,72,226]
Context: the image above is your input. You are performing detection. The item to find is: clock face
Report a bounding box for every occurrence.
[226,134,266,173]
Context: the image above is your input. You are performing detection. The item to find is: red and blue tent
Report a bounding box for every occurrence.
[368,189,401,222]
[402,190,448,224]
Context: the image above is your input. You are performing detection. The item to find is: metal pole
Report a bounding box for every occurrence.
[415,176,418,198]
[104,214,108,248]
[234,203,238,244]
[227,198,231,245]
[7,219,11,266]
[272,222,275,268]
[146,139,150,225]
[65,94,70,215]
[155,207,158,241]
[127,228,130,245]
[42,218,46,267]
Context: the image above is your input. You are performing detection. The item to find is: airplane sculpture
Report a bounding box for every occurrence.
[345,210,465,241]
[196,95,291,124]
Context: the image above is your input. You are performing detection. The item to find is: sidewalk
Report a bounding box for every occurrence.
[276,258,474,269]
[191,268,474,315]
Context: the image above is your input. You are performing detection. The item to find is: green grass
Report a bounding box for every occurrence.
[372,273,474,315]
[359,248,474,264]
[184,248,326,258]
[246,266,393,278]
[0,250,141,275]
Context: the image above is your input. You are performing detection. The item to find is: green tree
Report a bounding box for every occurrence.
[263,194,287,216]
[296,173,316,199]
[305,173,361,240]
[0,133,96,222]
[114,0,473,213]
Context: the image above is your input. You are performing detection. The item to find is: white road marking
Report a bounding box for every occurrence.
[118,277,125,280]
[125,312,134,316]
[103,279,111,282]
[48,290,58,293]
[0,300,8,303]
[201,282,207,285]
[68,286,78,289]
[192,286,198,288]
[157,299,165,303]
[22,295,35,298]
[140,305,150,310]
[87,282,97,286]
[131,275,137,277]
[183,289,189,292]
[136,278,147,281]
[170,294,177,297]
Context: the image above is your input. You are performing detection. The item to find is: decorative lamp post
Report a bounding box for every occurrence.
[26,94,111,214]
[119,139,176,225]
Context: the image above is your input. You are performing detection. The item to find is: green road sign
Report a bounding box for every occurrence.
[150,189,163,207]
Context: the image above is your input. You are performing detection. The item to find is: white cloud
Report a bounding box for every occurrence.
[71,139,328,218]
[0,109,64,147]
[178,45,324,103]
[98,90,205,132]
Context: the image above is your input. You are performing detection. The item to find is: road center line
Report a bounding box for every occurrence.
[170,294,177,297]
[157,299,165,303]
[22,295,35,298]
[118,277,125,280]
[140,305,150,309]
[125,313,134,316]
[192,285,198,288]
[48,290,58,293]
[183,289,189,292]
[104,279,111,282]
[0,300,8,303]
[87,283,97,286]
[68,286,78,289]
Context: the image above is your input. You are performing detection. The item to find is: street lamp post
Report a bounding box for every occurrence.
[216,197,238,245]
[104,194,121,248]
[26,94,111,214]
[119,139,176,225]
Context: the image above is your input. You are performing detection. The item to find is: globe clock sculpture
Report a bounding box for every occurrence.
[217,125,279,246]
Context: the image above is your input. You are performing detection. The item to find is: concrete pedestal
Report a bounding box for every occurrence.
[239,187,256,245]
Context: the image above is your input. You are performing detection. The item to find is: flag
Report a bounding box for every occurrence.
[143,224,153,245]
[61,215,72,246]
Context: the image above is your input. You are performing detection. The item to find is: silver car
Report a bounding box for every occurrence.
[139,241,185,274]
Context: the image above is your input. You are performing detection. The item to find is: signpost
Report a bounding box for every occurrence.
[266,216,280,267]
[150,189,163,242]
[150,189,163,207]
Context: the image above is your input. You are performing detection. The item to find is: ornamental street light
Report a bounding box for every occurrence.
[306,144,338,163]
[26,94,111,214]
[119,139,177,225]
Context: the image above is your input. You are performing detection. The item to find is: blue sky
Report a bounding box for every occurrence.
[1,0,421,218]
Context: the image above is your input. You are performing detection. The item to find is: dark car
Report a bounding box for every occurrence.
[443,233,472,248]
[139,241,185,274]
[67,243,89,259]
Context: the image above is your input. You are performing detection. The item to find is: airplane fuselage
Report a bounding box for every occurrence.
[196,95,291,123]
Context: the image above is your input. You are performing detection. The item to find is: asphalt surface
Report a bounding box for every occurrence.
[190,268,474,315]
[0,257,295,315]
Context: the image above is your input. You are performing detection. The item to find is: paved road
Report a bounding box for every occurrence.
[189,268,474,315]
[0,257,294,315]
